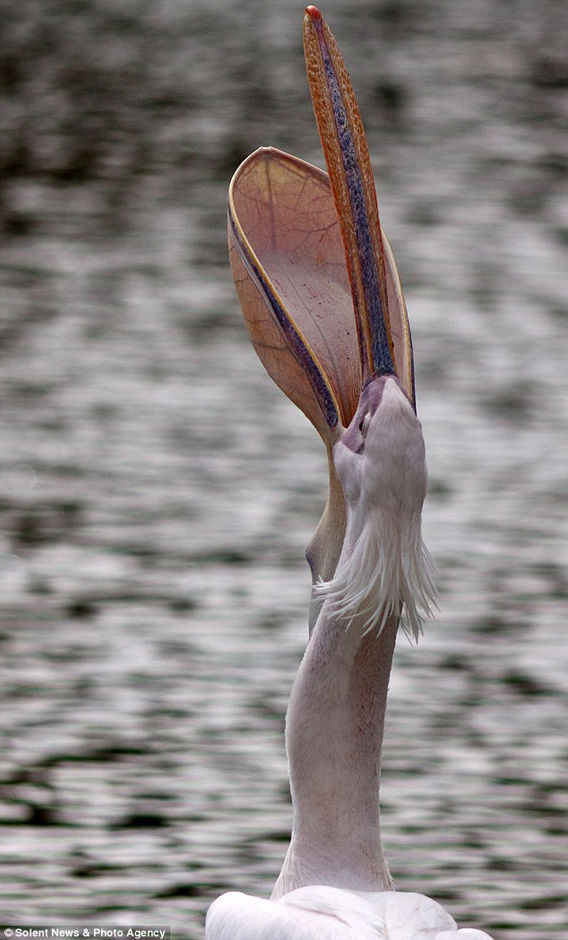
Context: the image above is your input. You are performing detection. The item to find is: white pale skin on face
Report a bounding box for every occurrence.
[319,376,437,641]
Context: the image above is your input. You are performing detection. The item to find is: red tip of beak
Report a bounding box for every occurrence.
[305,5,322,20]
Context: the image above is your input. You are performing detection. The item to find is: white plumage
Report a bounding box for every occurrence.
[205,379,495,939]
[316,378,438,640]
[207,885,493,939]
[211,6,497,935]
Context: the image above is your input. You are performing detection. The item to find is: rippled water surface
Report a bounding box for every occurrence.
[1,1,567,937]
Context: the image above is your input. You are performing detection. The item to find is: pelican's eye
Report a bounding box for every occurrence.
[359,412,371,436]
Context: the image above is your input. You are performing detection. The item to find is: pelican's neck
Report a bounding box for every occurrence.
[305,443,346,633]
[272,523,397,898]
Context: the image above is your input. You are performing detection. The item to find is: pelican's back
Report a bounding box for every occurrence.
[206,885,494,939]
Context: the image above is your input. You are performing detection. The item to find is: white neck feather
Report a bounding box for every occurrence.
[272,601,397,899]
[272,377,437,900]
[316,495,437,642]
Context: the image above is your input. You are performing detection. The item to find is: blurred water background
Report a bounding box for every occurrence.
[1,0,567,937]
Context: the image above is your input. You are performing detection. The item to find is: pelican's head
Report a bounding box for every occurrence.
[336,376,426,511]
[317,374,437,640]
[227,7,425,615]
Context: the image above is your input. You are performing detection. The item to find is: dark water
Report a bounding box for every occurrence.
[1,1,567,937]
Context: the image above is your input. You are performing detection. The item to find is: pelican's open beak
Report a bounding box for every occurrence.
[228,6,415,447]
[228,7,416,601]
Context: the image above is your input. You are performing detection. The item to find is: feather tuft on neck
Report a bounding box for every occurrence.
[315,510,437,641]
[315,376,438,642]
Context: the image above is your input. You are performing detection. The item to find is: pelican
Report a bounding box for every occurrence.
[206,7,494,939]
